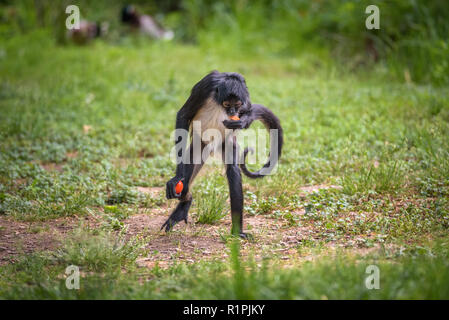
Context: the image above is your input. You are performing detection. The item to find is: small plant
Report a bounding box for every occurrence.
[53,229,143,273]
[193,176,228,225]
[104,205,132,220]
[195,186,228,225]
[244,191,279,215]
[270,209,299,226]
[303,189,351,221]
[106,187,139,205]
[342,161,403,195]
[102,215,126,231]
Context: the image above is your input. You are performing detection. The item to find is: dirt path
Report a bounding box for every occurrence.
[0,185,378,267]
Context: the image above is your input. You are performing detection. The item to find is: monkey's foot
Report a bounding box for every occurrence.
[161,216,188,232]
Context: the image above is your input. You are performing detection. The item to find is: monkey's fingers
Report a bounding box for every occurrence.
[160,219,166,231]
[166,183,180,199]
[161,218,175,232]
[166,183,175,199]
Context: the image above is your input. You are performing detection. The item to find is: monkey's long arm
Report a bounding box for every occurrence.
[166,72,219,199]
[166,105,197,199]
[239,104,283,178]
[174,110,191,178]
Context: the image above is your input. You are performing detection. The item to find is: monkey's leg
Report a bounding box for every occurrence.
[226,163,246,237]
[161,143,205,232]
[223,138,251,239]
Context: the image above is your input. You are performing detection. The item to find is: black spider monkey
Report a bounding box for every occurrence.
[162,71,283,238]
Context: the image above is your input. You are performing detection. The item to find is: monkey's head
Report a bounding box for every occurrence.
[214,72,250,117]
[222,96,243,117]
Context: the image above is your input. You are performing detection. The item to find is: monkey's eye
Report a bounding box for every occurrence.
[223,102,230,108]
[236,101,242,107]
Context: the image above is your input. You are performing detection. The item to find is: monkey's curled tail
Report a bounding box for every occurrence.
[240,104,283,179]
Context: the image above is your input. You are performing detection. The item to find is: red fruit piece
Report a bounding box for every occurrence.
[229,115,240,121]
[175,181,183,194]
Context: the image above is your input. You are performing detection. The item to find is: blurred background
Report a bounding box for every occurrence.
[1,0,448,85]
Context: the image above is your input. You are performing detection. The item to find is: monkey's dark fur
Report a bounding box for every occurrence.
[162,71,283,238]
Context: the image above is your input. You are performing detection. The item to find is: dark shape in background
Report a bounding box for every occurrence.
[0,0,447,85]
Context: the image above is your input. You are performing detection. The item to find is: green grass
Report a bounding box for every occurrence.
[342,161,404,195]
[52,229,144,273]
[0,25,448,298]
[193,176,228,225]
[1,236,449,299]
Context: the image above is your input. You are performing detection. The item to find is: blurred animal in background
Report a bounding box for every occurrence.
[67,20,109,45]
[121,5,174,40]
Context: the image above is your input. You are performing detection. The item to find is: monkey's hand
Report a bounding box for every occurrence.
[166,176,183,199]
[223,119,244,130]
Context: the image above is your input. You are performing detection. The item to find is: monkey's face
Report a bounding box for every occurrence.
[222,98,242,117]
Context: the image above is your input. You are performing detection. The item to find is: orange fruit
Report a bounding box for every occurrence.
[229,115,240,121]
[175,181,183,194]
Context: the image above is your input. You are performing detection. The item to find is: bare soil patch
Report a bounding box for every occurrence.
[298,184,342,194]
[0,215,96,265]
[135,186,163,198]
[40,162,64,172]
[0,184,382,268]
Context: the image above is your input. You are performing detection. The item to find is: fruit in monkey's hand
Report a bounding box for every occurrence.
[229,115,240,121]
[175,180,183,194]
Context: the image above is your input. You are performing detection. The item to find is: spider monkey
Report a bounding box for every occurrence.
[162,71,283,238]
